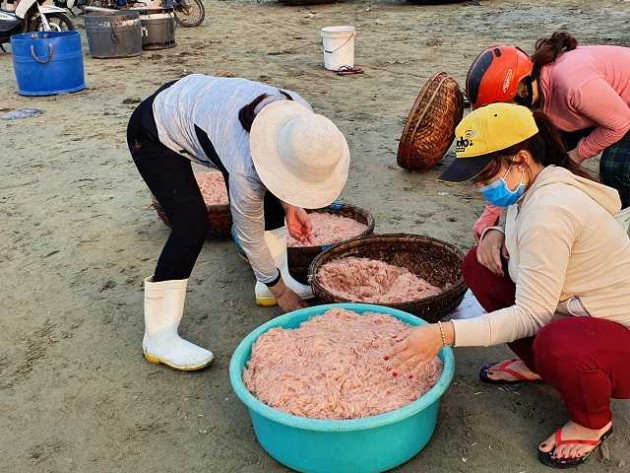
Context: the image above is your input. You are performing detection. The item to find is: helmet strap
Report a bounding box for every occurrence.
[514,76,534,108]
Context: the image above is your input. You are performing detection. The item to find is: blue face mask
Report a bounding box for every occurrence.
[478,165,526,207]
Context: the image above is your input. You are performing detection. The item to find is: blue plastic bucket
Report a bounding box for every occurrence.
[230,303,455,473]
[10,31,85,96]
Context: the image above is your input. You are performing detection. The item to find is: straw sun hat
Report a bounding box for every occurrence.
[250,101,350,209]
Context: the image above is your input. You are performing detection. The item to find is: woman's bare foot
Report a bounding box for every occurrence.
[485,359,541,382]
[539,421,612,462]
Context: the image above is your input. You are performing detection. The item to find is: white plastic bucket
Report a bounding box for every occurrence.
[615,207,630,235]
[321,26,356,71]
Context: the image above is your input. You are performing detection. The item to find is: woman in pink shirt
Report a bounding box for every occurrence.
[468,32,630,206]
[467,32,630,238]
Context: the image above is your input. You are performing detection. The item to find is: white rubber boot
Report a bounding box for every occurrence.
[255,227,314,307]
[143,277,214,371]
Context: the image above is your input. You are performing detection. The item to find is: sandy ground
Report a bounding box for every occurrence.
[1,0,630,471]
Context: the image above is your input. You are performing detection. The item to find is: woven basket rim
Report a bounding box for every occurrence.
[152,193,230,212]
[151,193,232,239]
[294,203,376,249]
[308,233,466,307]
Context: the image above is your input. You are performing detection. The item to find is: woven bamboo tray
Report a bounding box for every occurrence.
[151,173,232,240]
[308,234,467,322]
[397,72,464,171]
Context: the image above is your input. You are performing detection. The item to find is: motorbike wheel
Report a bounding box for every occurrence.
[174,0,205,28]
[30,13,76,32]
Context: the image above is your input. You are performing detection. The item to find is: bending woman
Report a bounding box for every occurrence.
[389,104,630,469]
[467,31,630,209]
[127,74,350,371]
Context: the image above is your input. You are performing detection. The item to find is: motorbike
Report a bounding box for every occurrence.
[52,0,87,16]
[63,0,205,28]
[0,0,74,49]
[165,0,204,28]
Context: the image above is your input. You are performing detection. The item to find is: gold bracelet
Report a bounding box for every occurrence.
[437,321,447,347]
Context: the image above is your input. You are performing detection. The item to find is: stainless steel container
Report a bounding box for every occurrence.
[134,7,176,50]
[84,11,143,59]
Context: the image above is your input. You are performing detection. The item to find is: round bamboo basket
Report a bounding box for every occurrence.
[288,202,375,284]
[309,234,467,322]
[233,202,375,284]
[397,72,464,171]
[151,173,232,239]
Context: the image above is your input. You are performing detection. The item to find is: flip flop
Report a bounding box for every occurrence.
[538,426,613,469]
[335,65,364,76]
[479,359,541,385]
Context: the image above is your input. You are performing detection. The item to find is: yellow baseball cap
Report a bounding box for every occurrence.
[440,103,539,182]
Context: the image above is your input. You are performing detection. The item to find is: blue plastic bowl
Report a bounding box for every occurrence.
[229,303,455,473]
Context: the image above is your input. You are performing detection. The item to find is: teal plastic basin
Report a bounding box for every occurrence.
[229,303,455,473]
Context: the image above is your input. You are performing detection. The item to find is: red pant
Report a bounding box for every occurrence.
[463,247,630,429]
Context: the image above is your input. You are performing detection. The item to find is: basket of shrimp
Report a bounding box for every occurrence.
[233,201,375,283]
[152,171,232,239]
[309,234,467,322]
[287,201,375,283]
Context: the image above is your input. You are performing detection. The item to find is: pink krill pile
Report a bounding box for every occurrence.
[195,172,229,206]
[288,212,368,247]
[243,308,443,420]
[317,257,442,304]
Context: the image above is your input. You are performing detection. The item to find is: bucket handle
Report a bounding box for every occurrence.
[322,32,356,54]
[30,43,55,64]
[110,24,120,45]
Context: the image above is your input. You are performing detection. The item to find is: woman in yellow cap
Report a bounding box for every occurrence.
[127,74,350,371]
[387,103,630,468]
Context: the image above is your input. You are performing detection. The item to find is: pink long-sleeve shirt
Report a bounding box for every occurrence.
[539,45,630,159]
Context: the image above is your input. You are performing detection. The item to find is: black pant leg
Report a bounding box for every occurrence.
[128,107,208,282]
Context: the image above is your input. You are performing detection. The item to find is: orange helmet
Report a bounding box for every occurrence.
[466,45,534,109]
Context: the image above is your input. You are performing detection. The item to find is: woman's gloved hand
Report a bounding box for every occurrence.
[477,229,508,277]
[269,279,307,313]
[282,203,314,245]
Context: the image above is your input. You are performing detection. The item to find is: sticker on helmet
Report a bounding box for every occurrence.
[502,69,514,94]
